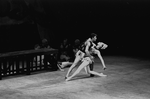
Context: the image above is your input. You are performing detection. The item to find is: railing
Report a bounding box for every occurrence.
[0,48,58,80]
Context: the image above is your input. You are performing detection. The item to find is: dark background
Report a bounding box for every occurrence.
[0,0,150,58]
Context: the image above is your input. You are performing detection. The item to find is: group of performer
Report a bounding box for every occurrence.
[57,33,108,81]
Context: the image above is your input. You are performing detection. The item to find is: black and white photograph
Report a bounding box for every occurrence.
[0,0,150,99]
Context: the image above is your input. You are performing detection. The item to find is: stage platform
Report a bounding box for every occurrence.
[0,56,150,99]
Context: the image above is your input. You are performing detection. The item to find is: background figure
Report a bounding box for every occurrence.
[72,39,81,60]
[57,39,82,71]
[57,38,72,71]
[34,44,44,65]
[41,38,51,49]
[59,38,71,62]
[33,39,50,66]
[38,38,58,70]
[34,44,41,50]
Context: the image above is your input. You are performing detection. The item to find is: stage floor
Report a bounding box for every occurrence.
[0,56,150,99]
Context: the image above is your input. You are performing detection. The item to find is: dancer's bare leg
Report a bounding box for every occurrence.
[61,62,73,68]
[86,66,107,77]
[66,59,90,81]
[94,50,106,70]
[84,66,88,74]
[65,51,84,78]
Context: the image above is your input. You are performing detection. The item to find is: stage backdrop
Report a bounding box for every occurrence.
[0,0,150,57]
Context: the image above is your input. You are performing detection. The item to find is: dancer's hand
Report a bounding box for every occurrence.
[101,44,108,49]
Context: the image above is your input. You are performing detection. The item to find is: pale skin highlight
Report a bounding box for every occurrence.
[66,57,107,81]
[65,41,107,78]
[65,38,94,78]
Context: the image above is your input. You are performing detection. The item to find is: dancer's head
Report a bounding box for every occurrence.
[74,39,80,45]
[34,44,40,50]
[41,38,49,48]
[63,38,68,44]
[90,33,97,42]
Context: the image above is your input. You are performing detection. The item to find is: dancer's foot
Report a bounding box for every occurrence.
[99,73,107,77]
[65,76,67,79]
[103,67,107,70]
[57,64,64,71]
[65,77,71,81]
